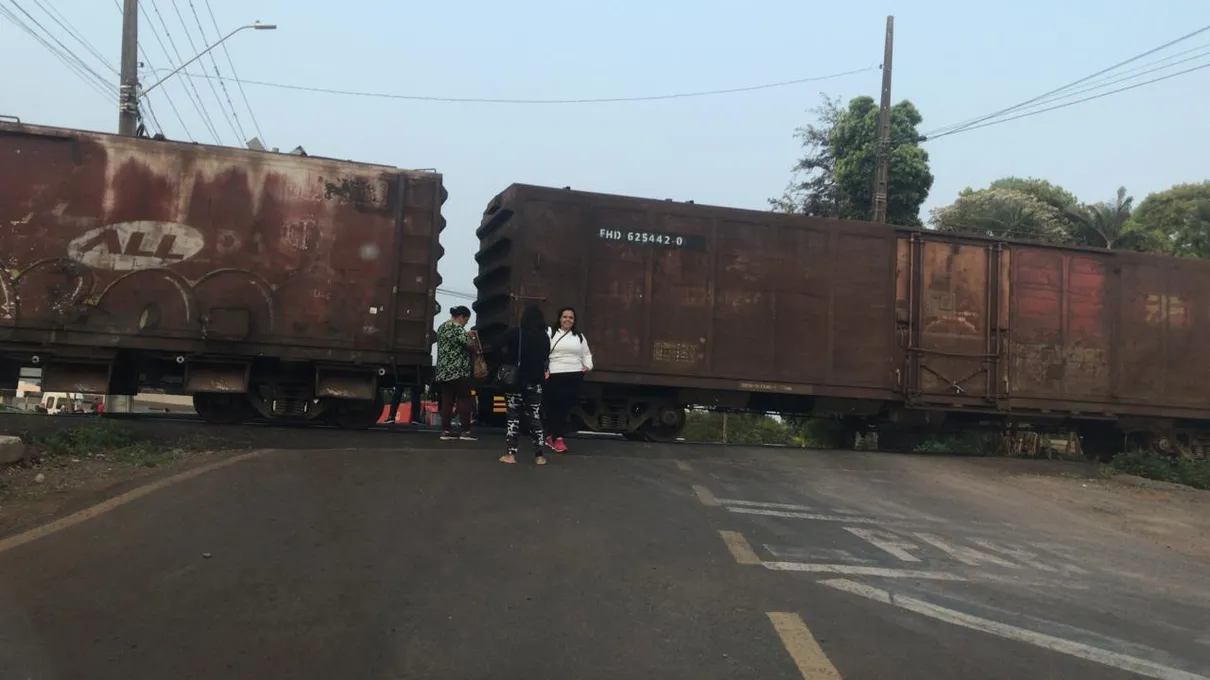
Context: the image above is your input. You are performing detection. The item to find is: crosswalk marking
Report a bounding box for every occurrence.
[820,579,1209,680]
[764,562,965,581]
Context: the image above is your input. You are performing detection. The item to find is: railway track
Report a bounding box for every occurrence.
[0,411,827,452]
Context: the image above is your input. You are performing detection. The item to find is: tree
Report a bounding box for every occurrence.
[772,95,935,226]
[1130,182,1210,257]
[1063,186,1154,251]
[929,187,1072,243]
[987,177,1079,213]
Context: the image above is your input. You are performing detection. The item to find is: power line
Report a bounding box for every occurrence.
[925,24,1210,138]
[139,59,193,140]
[171,0,236,141]
[137,0,221,142]
[29,0,116,74]
[4,0,114,93]
[186,0,242,141]
[0,1,113,101]
[106,0,194,140]
[925,62,1210,141]
[949,47,1210,128]
[165,64,879,104]
[202,0,264,145]
[437,288,476,301]
[139,98,163,135]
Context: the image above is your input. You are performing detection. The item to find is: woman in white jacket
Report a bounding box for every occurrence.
[544,306,593,453]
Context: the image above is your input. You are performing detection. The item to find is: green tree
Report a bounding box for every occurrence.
[772,95,934,226]
[1063,186,1154,251]
[987,177,1079,212]
[1131,182,1210,257]
[929,187,1072,243]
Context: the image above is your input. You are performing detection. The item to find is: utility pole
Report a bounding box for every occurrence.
[871,15,894,224]
[117,0,140,136]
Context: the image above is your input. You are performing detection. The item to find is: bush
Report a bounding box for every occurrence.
[1110,452,1210,490]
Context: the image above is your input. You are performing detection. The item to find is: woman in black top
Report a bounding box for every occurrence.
[489,304,551,465]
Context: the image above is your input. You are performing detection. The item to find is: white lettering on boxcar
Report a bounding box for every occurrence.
[67,222,205,271]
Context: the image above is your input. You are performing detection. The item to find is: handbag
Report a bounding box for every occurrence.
[495,327,522,388]
[470,333,489,380]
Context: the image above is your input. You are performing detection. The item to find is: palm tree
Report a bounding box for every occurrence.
[1064,187,1151,251]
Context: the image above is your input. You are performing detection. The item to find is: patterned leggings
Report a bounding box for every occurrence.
[505,383,545,457]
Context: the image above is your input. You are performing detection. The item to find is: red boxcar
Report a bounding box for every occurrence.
[473,184,1210,453]
[0,121,445,427]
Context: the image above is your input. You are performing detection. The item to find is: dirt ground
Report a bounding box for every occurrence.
[914,456,1210,563]
[0,446,245,536]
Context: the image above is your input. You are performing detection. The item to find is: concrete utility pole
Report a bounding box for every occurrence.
[871,15,894,224]
[118,0,139,136]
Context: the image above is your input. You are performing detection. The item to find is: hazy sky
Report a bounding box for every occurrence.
[3,1,1208,324]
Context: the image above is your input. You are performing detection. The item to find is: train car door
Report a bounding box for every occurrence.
[900,234,1008,407]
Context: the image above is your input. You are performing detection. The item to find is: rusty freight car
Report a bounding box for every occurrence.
[0,121,445,427]
[472,184,1210,454]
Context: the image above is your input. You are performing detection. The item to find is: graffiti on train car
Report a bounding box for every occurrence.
[66,222,206,271]
[0,219,390,343]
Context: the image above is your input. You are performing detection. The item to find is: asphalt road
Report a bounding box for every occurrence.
[0,435,1207,679]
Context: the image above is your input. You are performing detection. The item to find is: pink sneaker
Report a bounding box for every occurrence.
[553,438,568,453]
[545,436,556,450]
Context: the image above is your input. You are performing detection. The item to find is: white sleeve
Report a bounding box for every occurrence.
[581,334,593,370]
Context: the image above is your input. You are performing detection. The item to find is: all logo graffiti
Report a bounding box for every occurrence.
[66,221,206,271]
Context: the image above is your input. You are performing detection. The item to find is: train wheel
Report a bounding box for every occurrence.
[193,393,252,425]
[640,406,687,443]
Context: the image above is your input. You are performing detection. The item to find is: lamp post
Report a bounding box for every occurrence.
[117,11,276,135]
[141,22,276,98]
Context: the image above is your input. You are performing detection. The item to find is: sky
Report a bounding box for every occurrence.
[2,0,1208,327]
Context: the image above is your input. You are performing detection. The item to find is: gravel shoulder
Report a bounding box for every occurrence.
[907,455,1210,563]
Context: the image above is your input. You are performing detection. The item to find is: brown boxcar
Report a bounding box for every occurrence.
[473,183,1210,451]
[0,121,445,427]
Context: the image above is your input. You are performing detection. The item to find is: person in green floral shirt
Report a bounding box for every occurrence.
[435,306,477,440]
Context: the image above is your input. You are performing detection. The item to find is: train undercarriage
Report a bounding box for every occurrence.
[0,348,422,430]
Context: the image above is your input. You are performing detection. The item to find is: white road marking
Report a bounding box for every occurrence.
[693,484,720,507]
[820,579,1209,680]
[970,539,1060,572]
[763,544,879,564]
[675,460,693,472]
[766,612,843,680]
[844,527,922,562]
[717,498,815,512]
[719,530,762,565]
[726,507,881,524]
[913,532,1019,568]
[763,562,965,581]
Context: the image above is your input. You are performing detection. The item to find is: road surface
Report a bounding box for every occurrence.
[0,436,1206,679]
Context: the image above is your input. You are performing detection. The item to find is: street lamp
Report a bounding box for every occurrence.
[140,22,276,98]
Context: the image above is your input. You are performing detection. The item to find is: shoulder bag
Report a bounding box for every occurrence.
[495,327,522,388]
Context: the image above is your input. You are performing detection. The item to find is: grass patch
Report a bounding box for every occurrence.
[14,419,224,472]
[1109,452,1210,490]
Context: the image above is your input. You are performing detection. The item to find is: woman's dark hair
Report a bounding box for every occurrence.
[552,306,580,337]
[519,304,546,332]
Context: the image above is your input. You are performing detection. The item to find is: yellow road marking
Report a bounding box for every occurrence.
[767,612,843,679]
[718,530,761,565]
[693,484,719,507]
[0,450,267,555]
[675,460,693,472]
